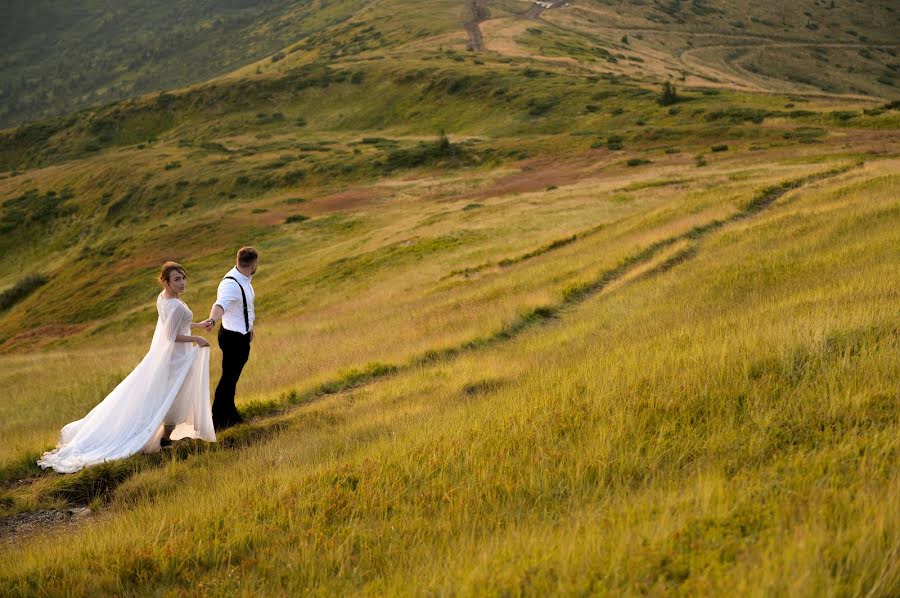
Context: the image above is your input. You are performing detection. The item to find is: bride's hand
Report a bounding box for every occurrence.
[195,337,210,348]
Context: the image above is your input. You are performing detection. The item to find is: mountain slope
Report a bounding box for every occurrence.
[0,1,898,594]
[3,0,898,129]
[0,0,369,127]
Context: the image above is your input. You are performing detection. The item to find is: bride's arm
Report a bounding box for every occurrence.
[175,333,210,347]
[164,304,209,346]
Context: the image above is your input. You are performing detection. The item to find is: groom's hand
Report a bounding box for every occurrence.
[201,319,214,332]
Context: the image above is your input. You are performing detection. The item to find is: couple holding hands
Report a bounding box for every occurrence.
[38,247,260,473]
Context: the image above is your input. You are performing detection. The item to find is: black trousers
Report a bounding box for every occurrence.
[212,327,251,430]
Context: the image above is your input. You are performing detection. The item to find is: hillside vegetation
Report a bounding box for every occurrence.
[3,0,899,128]
[1,0,898,594]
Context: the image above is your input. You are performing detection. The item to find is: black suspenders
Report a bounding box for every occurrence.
[224,276,250,334]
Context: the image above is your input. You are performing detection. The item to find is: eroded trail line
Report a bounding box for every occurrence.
[464,0,488,51]
[520,0,568,20]
[0,162,863,541]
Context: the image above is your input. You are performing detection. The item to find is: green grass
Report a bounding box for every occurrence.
[1,156,897,594]
[0,2,898,593]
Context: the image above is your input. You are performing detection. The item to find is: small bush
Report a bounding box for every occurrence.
[627,158,651,167]
[285,214,309,223]
[711,144,729,152]
[657,81,680,106]
[383,133,473,171]
[705,107,770,124]
[526,97,558,117]
[0,273,50,311]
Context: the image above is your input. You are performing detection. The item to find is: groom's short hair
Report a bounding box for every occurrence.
[237,246,259,266]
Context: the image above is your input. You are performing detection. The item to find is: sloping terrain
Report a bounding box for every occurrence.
[3,0,898,129]
[0,1,898,594]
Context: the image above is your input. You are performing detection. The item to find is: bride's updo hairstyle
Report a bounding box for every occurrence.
[159,261,186,286]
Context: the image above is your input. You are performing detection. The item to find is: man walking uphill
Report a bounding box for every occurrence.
[202,247,258,431]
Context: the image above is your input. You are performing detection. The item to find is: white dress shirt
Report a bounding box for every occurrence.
[214,267,255,334]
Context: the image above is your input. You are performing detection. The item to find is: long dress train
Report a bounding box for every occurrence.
[37,294,216,473]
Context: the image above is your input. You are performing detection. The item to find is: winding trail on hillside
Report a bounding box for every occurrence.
[493,6,899,100]
[464,0,489,51]
[519,1,568,20]
[0,161,868,543]
[677,42,900,98]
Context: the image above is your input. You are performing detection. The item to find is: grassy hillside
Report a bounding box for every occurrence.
[1,0,898,594]
[0,0,370,128]
[3,0,898,129]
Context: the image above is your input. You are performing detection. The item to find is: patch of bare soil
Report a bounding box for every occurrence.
[311,187,388,213]
[444,155,595,203]
[0,324,92,354]
[0,507,93,547]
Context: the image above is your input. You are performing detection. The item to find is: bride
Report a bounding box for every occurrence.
[38,262,217,473]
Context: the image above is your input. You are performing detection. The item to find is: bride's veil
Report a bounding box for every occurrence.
[38,296,199,473]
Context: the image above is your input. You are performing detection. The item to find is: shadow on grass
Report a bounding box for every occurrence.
[39,420,291,509]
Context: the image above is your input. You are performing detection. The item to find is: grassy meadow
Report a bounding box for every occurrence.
[1,0,899,594]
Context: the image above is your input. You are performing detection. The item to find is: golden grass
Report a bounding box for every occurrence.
[1,150,897,593]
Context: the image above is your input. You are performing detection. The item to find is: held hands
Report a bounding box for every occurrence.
[196,319,215,332]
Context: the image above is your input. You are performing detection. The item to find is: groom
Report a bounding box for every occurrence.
[202,246,258,431]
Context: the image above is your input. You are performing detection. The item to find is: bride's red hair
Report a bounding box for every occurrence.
[159,261,186,285]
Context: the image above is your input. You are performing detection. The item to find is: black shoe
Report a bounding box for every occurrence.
[214,412,244,432]
[160,437,173,448]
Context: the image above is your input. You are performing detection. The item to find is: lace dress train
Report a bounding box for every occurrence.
[38,294,215,473]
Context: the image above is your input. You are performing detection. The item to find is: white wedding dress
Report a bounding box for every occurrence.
[38,294,216,473]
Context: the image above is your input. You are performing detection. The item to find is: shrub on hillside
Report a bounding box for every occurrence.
[657,81,680,106]
[383,133,474,171]
[0,273,49,311]
[705,107,770,124]
[607,135,624,150]
[1,189,77,233]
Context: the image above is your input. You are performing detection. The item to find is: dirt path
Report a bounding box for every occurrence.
[520,1,568,20]
[0,159,869,546]
[678,42,899,99]
[0,507,92,547]
[485,10,896,101]
[464,0,489,51]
